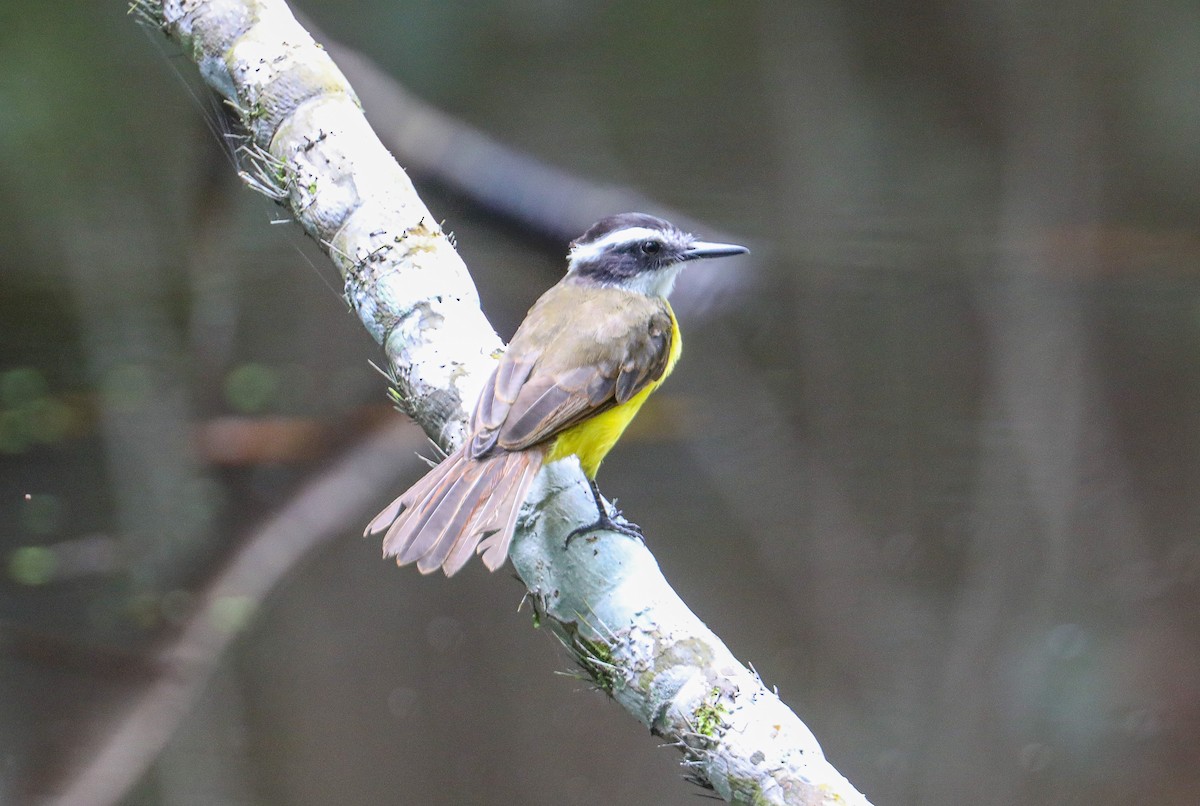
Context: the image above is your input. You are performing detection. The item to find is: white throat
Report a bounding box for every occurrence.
[618,263,684,298]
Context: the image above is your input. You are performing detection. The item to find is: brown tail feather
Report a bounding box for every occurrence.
[440,451,540,575]
[411,453,511,574]
[371,448,467,558]
[426,457,511,575]
[396,457,495,565]
[479,458,540,571]
[366,445,544,576]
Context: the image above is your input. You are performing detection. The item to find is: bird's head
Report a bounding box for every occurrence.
[566,213,748,297]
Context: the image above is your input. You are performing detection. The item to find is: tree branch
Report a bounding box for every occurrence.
[133,1,871,802]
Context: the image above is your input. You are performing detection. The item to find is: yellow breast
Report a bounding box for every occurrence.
[544,309,682,479]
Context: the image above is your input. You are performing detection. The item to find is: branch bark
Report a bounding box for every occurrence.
[133,2,872,802]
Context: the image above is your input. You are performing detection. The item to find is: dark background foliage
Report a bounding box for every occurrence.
[1,1,1198,803]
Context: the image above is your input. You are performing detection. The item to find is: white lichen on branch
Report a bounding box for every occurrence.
[136,0,500,448]
[132,2,872,803]
[513,462,872,805]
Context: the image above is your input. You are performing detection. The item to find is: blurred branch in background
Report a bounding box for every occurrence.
[753,1,1200,802]
[922,6,1150,801]
[45,419,426,805]
[306,13,764,320]
[118,2,870,805]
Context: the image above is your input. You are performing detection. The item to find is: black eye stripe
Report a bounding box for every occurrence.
[611,239,662,256]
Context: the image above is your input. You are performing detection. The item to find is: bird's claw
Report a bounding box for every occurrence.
[563,513,644,549]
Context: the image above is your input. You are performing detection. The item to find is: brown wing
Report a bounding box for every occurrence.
[467,281,673,459]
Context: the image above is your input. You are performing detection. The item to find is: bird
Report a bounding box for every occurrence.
[364,213,749,576]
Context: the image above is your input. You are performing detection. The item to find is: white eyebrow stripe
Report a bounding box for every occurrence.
[567,226,666,265]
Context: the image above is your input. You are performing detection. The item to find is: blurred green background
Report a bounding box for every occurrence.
[2,1,1199,804]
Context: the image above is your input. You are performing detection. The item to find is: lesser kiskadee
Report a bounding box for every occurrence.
[365,213,748,576]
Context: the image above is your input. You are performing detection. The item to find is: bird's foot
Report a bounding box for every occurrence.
[564,511,644,548]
